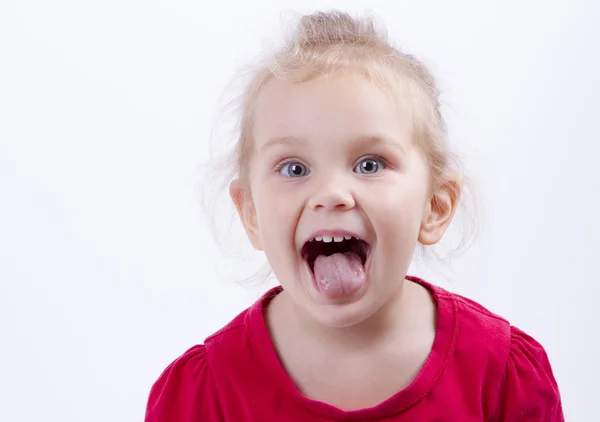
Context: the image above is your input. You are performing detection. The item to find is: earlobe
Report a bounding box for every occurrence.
[229,179,263,250]
[418,178,461,246]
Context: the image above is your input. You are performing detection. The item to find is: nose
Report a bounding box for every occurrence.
[308,181,356,211]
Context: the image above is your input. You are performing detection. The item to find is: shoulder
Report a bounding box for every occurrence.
[414,276,513,355]
[144,306,252,422]
[419,278,563,421]
[145,345,219,422]
[495,326,564,421]
[450,288,513,350]
[144,290,275,422]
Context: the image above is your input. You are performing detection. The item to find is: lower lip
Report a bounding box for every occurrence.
[304,250,372,301]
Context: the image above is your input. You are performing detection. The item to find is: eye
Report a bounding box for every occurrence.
[354,157,384,175]
[279,161,310,178]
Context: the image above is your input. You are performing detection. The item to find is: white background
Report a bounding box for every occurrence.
[1,0,598,421]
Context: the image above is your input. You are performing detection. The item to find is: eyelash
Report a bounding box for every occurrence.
[354,155,389,174]
[274,158,306,173]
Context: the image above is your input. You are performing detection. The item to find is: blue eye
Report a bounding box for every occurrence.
[354,157,383,174]
[279,161,310,177]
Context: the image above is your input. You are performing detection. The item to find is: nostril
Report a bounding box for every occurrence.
[313,202,349,210]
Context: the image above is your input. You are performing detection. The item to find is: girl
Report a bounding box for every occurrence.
[145,10,563,421]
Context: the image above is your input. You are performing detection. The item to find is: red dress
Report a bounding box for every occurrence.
[145,276,563,421]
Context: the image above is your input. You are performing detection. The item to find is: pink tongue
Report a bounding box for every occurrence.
[313,252,365,299]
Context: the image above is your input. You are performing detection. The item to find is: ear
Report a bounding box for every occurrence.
[229,179,263,250]
[418,176,461,246]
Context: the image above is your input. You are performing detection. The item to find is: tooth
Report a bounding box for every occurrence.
[322,236,333,243]
[333,236,344,242]
[344,236,352,240]
[315,236,323,241]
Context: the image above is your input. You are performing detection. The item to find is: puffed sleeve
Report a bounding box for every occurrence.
[145,345,222,422]
[494,326,564,421]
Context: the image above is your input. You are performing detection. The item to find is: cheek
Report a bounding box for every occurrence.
[253,186,297,247]
[366,178,429,241]
[255,186,289,220]
[252,187,302,284]
[378,201,423,240]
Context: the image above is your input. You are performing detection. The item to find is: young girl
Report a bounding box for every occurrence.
[145,10,563,421]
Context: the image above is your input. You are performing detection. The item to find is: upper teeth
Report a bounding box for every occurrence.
[313,235,353,243]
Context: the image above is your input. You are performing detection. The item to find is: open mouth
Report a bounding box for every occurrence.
[301,235,370,275]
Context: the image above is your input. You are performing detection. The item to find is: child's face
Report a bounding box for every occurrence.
[231,72,451,327]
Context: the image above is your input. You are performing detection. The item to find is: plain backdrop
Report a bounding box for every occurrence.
[1,0,598,421]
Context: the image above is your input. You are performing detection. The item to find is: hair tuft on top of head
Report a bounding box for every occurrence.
[295,10,384,48]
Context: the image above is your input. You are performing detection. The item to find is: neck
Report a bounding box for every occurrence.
[288,280,415,353]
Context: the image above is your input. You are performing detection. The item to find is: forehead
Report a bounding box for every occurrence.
[251,73,414,152]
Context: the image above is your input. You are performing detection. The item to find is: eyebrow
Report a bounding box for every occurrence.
[353,135,406,153]
[260,135,406,153]
[259,136,304,153]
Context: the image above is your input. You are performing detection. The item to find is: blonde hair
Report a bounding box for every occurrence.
[201,10,480,279]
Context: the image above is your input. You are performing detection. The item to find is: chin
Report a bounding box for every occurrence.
[302,283,384,328]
